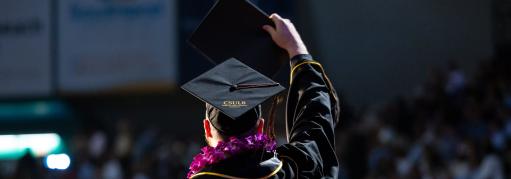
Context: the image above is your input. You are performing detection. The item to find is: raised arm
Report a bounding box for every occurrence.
[264,14,340,178]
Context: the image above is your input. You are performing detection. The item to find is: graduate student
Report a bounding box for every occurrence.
[183,13,340,178]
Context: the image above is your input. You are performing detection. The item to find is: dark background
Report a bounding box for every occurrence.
[1,0,511,178]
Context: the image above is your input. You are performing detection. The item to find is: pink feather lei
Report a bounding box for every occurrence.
[187,133,277,178]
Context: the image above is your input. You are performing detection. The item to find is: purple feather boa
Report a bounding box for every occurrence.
[187,133,277,178]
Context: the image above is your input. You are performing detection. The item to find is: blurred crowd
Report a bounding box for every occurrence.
[6,120,203,179]
[4,57,511,179]
[338,58,511,179]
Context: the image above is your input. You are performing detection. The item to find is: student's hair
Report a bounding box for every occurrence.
[205,94,284,140]
[205,103,261,136]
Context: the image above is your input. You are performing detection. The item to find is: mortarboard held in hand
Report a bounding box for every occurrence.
[189,0,287,81]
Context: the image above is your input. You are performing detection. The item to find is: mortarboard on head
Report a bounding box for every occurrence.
[189,0,287,80]
[181,58,285,135]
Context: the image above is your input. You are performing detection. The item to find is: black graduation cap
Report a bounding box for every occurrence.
[189,0,287,79]
[181,58,285,135]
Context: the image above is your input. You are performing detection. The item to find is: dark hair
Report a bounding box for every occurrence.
[215,120,261,141]
[205,94,284,139]
[205,103,261,136]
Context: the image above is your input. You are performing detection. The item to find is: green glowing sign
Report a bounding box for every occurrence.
[0,133,64,160]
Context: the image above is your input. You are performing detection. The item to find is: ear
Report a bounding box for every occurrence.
[257,118,265,134]
[203,119,213,138]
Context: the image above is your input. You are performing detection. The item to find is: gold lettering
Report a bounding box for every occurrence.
[221,100,248,108]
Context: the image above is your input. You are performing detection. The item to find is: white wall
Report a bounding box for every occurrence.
[0,0,52,98]
[58,0,178,93]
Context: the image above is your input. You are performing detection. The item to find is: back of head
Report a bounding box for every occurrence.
[206,103,261,136]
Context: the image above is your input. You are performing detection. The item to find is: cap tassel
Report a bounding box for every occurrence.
[231,83,280,91]
[266,94,284,140]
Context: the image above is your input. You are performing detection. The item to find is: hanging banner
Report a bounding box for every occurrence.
[0,0,52,98]
[58,0,177,93]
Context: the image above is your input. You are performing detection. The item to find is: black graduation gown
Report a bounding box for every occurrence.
[191,54,340,179]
